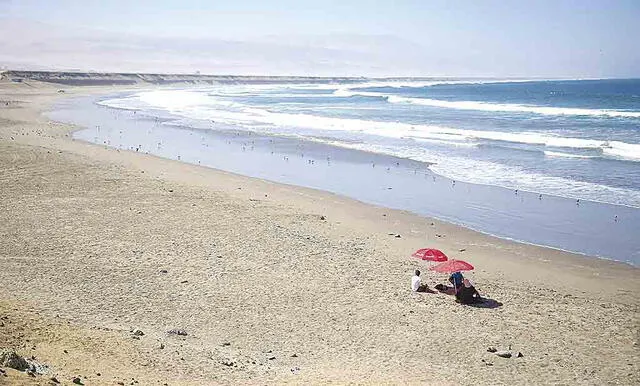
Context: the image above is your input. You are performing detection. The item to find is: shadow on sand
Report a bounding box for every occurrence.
[465,298,503,309]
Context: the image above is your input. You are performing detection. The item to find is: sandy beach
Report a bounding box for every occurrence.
[1,79,639,385]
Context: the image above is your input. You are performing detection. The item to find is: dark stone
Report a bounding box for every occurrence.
[160,270,168,274]
[72,377,84,385]
[167,329,188,336]
[395,234,401,238]
[268,356,276,360]
[50,377,60,383]
[0,348,29,371]
[320,216,326,220]
[487,347,497,353]
[291,353,298,358]
[222,342,231,346]
[517,352,524,358]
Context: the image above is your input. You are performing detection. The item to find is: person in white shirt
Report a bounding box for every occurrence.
[411,269,431,292]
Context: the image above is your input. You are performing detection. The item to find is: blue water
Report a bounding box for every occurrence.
[96,78,640,207]
[47,78,640,264]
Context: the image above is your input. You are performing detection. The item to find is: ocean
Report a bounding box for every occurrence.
[49,78,640,264]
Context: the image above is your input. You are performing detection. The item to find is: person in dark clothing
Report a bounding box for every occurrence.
[456,278,483,304]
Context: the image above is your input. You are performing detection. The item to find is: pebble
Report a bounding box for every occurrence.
[495,350,512,358]
[72,377,83,385]
[167,329,188,336]
[221,359,235,367]
[50,376,60,383]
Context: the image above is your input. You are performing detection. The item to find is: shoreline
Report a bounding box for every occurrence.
[53,91,640,265]
[1,80,638,385]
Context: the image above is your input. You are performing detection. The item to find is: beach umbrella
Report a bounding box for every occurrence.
[412,248,448,262]
[429,259,474,273]
[429,259,474,294]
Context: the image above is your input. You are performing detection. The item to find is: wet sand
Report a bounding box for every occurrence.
[0,80,638,385]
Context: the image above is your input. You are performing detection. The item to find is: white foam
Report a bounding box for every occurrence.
[97,97,142,110]
[386,95,640,118]
[544,151,597,159]
[602,141,640,161]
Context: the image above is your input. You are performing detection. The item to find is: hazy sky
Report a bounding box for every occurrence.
[1,0,639,77]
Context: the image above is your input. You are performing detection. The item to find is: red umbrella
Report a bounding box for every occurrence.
[429,259,474,273]
[429,259,474,294]
[412,248,448,262]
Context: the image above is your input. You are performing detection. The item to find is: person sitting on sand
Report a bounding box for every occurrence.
[449,271,464,291]
[411,270,431,293]
[456,278,483,304]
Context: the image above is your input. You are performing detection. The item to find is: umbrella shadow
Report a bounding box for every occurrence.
[465,298,503,309]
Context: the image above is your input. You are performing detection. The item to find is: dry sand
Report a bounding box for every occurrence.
[0,80,638,385]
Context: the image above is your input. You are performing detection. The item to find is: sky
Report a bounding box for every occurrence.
[1,0,639,77]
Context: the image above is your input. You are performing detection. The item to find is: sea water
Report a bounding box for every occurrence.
[49,78,640,264]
